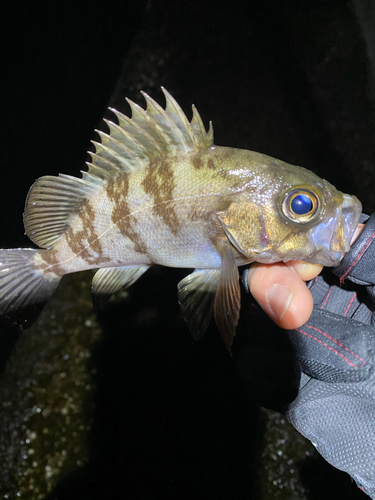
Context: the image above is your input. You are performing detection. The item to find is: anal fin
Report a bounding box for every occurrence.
[92,265,150,307]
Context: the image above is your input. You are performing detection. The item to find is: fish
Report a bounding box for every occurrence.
[0,88,362,351]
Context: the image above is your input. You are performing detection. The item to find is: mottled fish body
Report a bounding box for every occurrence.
[0,89,361,350]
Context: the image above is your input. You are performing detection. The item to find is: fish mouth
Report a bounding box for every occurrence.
[309,194,362,266]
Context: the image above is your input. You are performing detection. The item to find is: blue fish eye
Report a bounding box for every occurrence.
[290,194,313,215]
[282,189,320,223]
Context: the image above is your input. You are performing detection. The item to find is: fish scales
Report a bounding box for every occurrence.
[36,149,240,274]
[0,88,361,351]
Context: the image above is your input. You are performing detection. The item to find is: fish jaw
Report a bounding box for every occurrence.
[308,193,362,266]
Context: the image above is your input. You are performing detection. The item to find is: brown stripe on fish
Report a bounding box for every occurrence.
[36,248,65,276]
[65,201,111,266]
[188,204,202,222]
[191,151,231,180]
[191,155,205,170]
[207,158,217,170]
[191,154,217,172]
[141,157,180,236]
[106,174,148,255]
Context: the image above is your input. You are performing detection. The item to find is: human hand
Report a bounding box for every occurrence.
[246,260,323,330]
[246,224,365,330]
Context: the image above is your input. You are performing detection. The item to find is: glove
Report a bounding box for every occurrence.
[238,213,375,499]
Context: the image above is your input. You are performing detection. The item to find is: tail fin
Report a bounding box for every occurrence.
[0,249,61,329]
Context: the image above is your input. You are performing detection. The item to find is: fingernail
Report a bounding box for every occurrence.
[289,262,306,275]
[350,223,365,245]
[245,266,256,285]
[267,284,293,321]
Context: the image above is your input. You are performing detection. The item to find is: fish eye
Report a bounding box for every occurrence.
[291,194,313,214]
[282,189,320,223]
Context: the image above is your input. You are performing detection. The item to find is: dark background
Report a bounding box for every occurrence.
[0,0,374,498]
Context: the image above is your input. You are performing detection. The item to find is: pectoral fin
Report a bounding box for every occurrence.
[92,265,150,307]
[214,238,241,352]
[177,239,241,352]
[177,269,220,341]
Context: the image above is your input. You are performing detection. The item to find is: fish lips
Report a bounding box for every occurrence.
[310,194,362,267]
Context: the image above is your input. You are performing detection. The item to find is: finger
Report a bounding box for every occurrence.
[247,262,314,330]
[285,260,323,281]
[351,223,365,244]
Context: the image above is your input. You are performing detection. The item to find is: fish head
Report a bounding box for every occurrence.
[295,181,362,266]
[217,154,362,266]
[267,179,362,266]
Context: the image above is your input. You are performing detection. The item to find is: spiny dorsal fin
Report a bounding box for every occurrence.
[24,89,213,249]
[88,87,214,176]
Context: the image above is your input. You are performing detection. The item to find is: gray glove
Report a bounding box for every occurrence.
[238,213,375,498]
[286,213,375,498]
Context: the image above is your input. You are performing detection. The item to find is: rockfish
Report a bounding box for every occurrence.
[0,89,361,350]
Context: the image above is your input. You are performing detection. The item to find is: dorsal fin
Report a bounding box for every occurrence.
[88,87,214,177]
[24,89,213,248]
[23,174,100,248]
[92,88,214,179]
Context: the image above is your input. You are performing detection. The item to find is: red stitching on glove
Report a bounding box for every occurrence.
[302,323,365,365]
[341,229,375,279]
[343,293,357,317]
[321,286,333,309]
[309,276,318,291]
[296,328,359,368]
